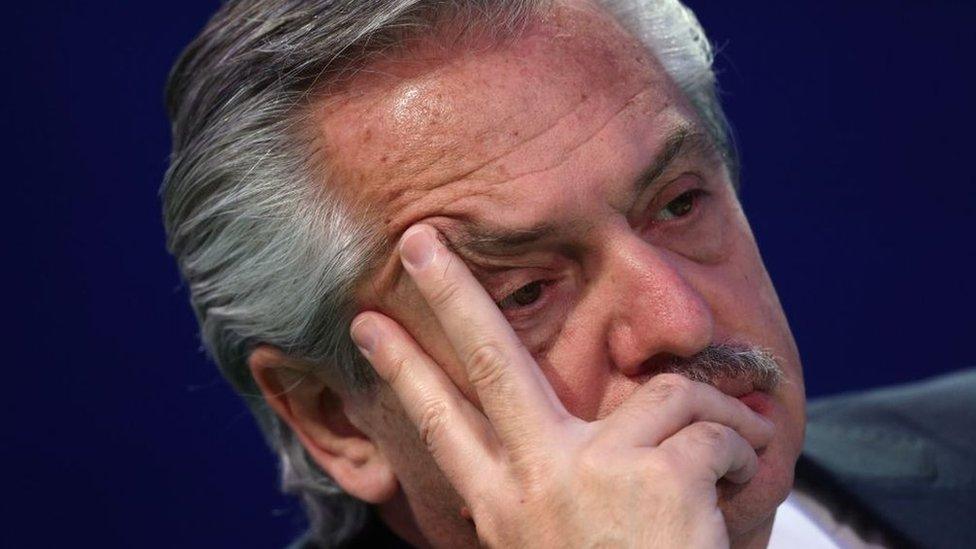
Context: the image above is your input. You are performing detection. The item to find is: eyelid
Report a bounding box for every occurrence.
[654,187,708,218]
[630,173,699,222]
[631,171,693,220]
[497,280,551,311]
[497,280,559,331]
[492,275,549,305]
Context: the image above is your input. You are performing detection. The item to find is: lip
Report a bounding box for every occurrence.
[712,376,756,399]
[738,391,773,417]
[709,376,776,418]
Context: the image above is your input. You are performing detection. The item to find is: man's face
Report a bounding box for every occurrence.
[318,5,805,545]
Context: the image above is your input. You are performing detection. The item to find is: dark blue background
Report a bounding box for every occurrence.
[7,1,974,547]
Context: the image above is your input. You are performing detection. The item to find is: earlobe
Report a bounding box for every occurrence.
[248,345,399,504]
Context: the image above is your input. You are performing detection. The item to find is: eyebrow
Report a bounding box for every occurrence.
[447,125,720,258]
[448,221,562,258]
[633,124,721,197]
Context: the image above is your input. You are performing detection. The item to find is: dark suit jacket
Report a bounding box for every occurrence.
[797,368,976,548]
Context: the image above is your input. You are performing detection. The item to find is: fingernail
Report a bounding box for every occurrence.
[350,317,378,356]
[400,226,436,270]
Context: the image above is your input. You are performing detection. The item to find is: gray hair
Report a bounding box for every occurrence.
[162,0,733,546]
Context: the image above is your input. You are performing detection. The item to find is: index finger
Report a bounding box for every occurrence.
[398,224,568,443]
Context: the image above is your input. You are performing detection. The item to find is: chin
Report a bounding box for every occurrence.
[718,444,795,544]
[718,390,803,543]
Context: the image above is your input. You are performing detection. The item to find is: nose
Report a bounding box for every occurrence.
[600,232,714,376]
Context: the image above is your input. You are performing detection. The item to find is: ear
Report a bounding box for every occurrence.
[248,345,398,504]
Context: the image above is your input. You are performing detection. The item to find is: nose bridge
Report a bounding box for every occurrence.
[603,234,714,375]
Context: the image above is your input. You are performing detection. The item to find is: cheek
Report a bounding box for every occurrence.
[646,181,740,265]
[694,218,806,423]
[688,197,786,342]
[700,236,786,344]
[362,389,472,534]
[534,322,612,421]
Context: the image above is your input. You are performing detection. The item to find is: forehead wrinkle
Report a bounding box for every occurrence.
[379,81,662,236]
[377,80,597,201]
[344,83,695,294]
[440,93,591,184]
[458,85,658,186]
[368,89,684,285]
[377,174,511,244]
[328,42,668,219]
[335,6,694,305]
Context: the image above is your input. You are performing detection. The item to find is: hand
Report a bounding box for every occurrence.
[350,224,774,548]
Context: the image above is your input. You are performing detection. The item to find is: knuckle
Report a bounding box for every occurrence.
[417,399,450,451]
[691,422,732,449]
[427,277,461,309]
[465,342,508,389]
[644,452,690,491]
[573,443,606,478]
[519,464,556,501]
[647,373,694,403]
[648,448,684,477]
[382,352,410,387]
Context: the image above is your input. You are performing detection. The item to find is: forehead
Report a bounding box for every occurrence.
[315,4,692,240]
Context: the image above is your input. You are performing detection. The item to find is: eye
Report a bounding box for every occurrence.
[498,280,545,310]
[654,189,704,221]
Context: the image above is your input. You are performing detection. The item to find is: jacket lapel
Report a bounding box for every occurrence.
[798,379,976,549]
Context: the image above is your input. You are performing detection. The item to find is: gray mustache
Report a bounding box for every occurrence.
[662,343,784,393]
